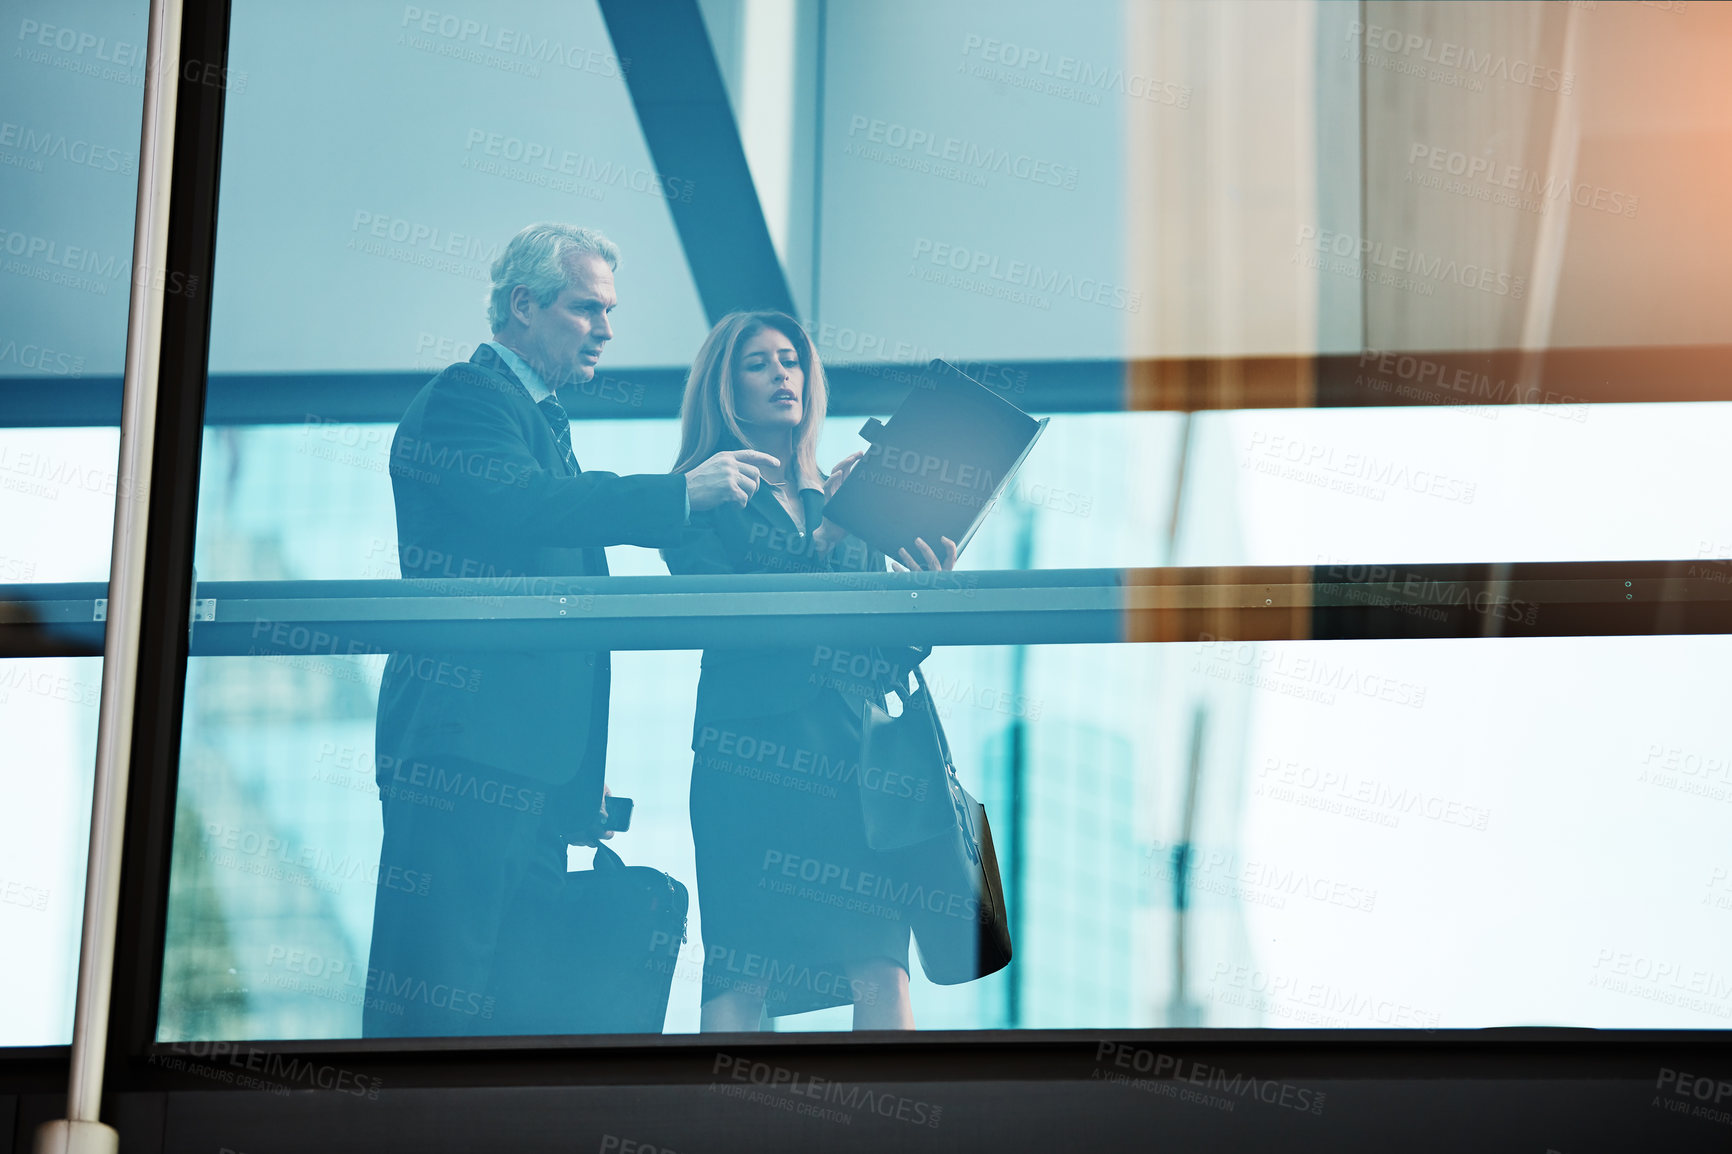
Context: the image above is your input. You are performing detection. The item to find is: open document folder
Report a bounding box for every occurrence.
[823,360,1049,560]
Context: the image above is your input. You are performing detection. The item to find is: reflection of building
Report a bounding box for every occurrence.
[160,429,397,1040]
[1140,657,1260,1028]
[1006,413,1260,1028]
[1016,719,1137,1027]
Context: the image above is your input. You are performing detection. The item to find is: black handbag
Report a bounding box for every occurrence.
[858,658,1012,985]
[557,843,689,1033]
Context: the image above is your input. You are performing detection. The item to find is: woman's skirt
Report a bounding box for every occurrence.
[689,691,912,1017]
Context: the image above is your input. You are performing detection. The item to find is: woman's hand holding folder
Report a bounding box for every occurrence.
[812,451,864,553]
[892,536,958,573]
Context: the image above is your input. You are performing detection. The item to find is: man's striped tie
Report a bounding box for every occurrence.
[536,394,580,472]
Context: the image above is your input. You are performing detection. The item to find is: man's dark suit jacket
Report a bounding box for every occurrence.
[661,449,887,739]
[375,343,688,803]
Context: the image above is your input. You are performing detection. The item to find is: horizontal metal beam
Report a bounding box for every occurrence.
[5,561,1731,658]
[7,344,1732,426]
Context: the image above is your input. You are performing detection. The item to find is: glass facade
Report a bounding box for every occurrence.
[0,0,150,1046]
[6,0,1732,1048]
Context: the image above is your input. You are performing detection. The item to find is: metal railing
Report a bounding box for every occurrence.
[5,560,1730,659]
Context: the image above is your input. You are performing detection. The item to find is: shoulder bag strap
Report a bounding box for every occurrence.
[910,665,981,862]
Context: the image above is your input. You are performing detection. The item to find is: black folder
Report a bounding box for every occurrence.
[823,360,1048,560]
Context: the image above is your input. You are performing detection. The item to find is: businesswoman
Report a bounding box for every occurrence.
[664,311,955,1031]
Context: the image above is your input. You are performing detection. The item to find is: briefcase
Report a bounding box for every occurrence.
[559,843,689,1033]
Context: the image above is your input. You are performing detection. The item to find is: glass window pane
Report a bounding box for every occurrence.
[0,658,103,1045]
[0,0,149,1047]
[158,0,1732,1043]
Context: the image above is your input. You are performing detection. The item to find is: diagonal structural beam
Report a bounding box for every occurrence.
[598,0,796,322]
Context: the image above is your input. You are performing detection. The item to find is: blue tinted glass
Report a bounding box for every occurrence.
[0,0,149,1046]
[157,0,1732,1044]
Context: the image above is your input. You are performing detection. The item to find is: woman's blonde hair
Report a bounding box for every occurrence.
[672,311,828,490]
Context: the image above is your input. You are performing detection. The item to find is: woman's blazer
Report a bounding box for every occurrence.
[661,472,888,735]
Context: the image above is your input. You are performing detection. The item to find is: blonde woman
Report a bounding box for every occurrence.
[664,311,955,1032]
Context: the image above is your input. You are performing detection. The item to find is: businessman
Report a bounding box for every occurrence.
[366,222,774,1036]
